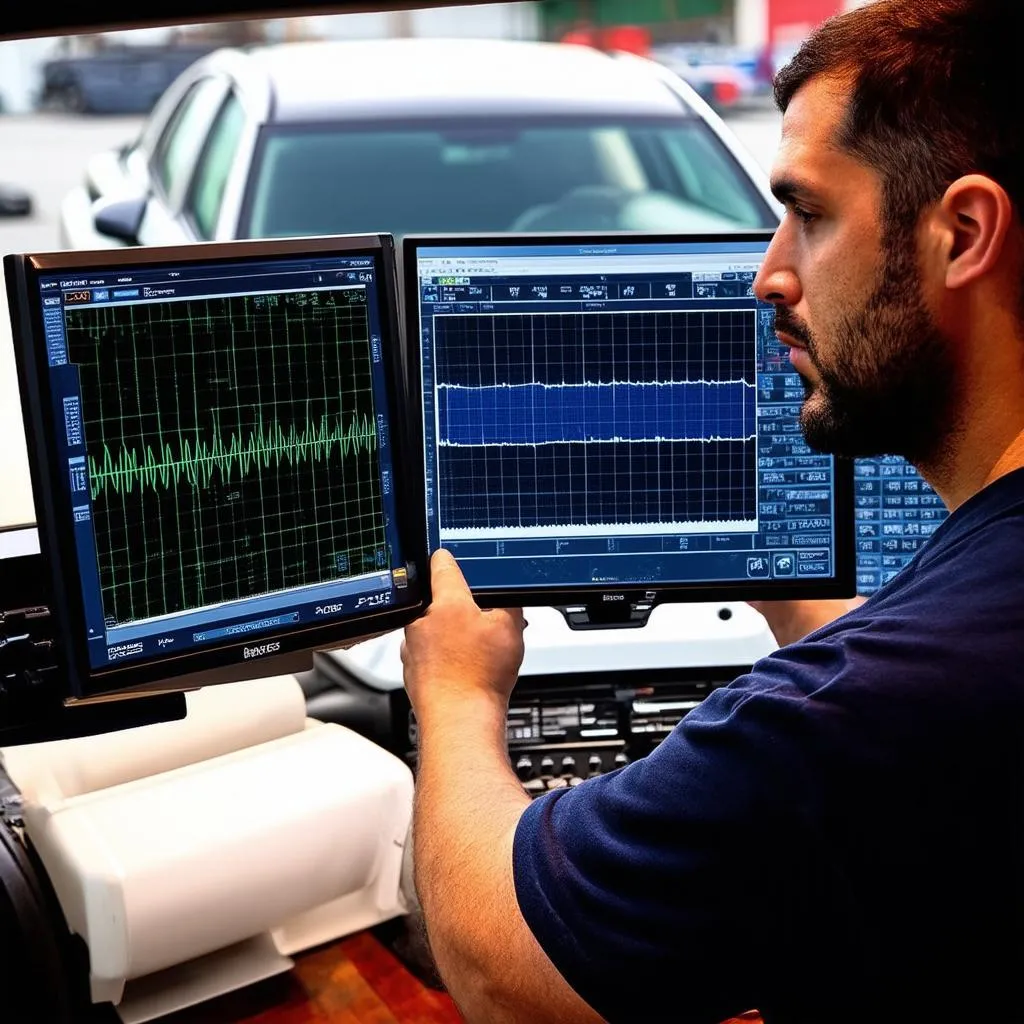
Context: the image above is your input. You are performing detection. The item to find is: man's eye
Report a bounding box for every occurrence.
[790,205,818,224]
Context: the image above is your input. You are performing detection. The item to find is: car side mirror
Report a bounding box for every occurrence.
[92,195,147,245]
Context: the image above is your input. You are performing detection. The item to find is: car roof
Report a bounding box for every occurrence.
[220,38,695,123]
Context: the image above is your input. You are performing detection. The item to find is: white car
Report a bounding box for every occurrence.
[56,35,785,720]
[59,36,780,249]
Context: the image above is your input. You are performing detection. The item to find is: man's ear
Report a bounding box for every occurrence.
[930,174,1015,291]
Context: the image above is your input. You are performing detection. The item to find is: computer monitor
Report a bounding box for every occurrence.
[854,456,948,595]
[403,232,855,615]
[5,234,428,701]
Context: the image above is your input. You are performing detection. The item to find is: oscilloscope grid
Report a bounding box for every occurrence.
[433,308,758,534]
[65,290,387,627]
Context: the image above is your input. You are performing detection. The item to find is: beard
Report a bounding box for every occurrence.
[774,234,960,465]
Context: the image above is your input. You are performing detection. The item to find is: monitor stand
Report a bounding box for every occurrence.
[556,593,658,631]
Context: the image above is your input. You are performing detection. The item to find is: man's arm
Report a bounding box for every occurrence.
[402,550,604,1024]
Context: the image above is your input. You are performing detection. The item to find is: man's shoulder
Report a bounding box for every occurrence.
[728,546,1024,721]
[910,469,1024,579]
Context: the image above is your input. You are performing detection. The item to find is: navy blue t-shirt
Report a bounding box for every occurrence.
[514,468,1024,1024]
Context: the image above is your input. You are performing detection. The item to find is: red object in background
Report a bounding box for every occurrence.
[713,79,742,105]
[768,0,841,44]
[602,25,652,57]
[561,25,598,47]
[559,23,651,57]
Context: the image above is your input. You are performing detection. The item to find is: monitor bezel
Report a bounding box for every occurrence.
[6,233,429,700]
[402,230,855,608]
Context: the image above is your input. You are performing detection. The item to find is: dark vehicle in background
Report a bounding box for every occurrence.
[0,181,32,217]
[38,43,218,114]
[58,37,780,250]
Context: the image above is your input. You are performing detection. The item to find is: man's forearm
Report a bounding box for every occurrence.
[413,695,531,1015]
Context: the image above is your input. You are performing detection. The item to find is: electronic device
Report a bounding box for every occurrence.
[310,600,772,794]
[4,234,428,704]
[854,456,948,595]
[403,232,854,623]
[319,653,749,796]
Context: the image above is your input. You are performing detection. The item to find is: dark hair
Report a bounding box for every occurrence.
[774,0,1024,235]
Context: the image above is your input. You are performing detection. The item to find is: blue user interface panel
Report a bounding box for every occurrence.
[37,253,411,670]
[414,238,845,591]
[854,456,948,594]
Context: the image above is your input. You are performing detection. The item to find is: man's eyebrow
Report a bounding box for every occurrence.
[770,176,819,206]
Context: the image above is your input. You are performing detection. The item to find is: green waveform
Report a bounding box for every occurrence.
[88,414,378,499]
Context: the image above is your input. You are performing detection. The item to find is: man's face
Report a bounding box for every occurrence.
[753,76,957,464]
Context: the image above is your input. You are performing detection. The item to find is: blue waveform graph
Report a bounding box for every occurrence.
[437,379,756,447]
[432,308,760,533]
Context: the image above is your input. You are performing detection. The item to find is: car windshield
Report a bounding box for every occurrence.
[242,116,775,238]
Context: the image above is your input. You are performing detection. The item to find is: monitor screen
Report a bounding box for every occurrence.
[404,233,854,607]
[854,456,948,595]
[5,235,427,699]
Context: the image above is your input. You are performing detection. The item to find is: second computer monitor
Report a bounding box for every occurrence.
[404,232,855,607]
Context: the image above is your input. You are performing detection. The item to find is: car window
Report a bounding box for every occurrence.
[242,118,776,239]
[153,76,227,203]
[658,127,765,226]
[187,91,246,239]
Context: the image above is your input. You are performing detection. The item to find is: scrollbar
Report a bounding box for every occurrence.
[193,612,301,644]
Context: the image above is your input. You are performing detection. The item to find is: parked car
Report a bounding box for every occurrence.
[0,180,32,217]
[38,43,218,115]
[59,37,781,250]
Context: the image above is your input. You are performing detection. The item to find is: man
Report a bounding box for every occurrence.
[401,1,1024,1020]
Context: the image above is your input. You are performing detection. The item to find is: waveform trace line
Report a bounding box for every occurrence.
[437,378,755,448]
[88,413,378,499]
[437,435,757,447]
[436,379,756,390]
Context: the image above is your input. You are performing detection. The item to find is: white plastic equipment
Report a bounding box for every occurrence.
[0,674,414,1023]
[327,600,778,692]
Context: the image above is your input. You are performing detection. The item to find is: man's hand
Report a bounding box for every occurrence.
[749,596,867,648]
[401,548,527,719]
[400,551,600,1023]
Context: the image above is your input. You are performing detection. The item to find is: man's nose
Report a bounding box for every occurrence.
[753,230,801,307]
